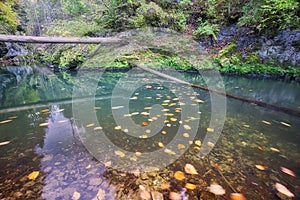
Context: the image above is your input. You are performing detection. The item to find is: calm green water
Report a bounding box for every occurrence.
[0,66,299,200]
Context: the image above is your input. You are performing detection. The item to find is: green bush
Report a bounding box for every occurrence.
[193,19,219,40]
[0,1,19,33]
[238,0,300,33]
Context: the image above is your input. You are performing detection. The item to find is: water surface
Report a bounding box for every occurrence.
[0,66,299,199]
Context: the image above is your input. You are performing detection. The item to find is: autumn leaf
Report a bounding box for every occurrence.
[280,167,296,177]
[28,171,39,180]
[174,171,185,180]
[184,164,198,175]
[208,183,226,195]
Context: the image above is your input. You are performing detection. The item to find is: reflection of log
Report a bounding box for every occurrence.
[0,34,127,44]
[128,61,300,117]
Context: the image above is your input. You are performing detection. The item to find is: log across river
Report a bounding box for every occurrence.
[128,61,300,117]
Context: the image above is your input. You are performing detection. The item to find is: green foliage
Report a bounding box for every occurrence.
[193,19,219,40]
[62,0,90,17]
[95,0,141,31]
[46,18,102,37]
[238,0,300,33]
[0,1,19,33]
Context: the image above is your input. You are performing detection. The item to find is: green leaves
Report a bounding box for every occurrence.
[238,0,300,33]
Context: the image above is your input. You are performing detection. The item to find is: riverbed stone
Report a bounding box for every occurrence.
[89,177,102,186]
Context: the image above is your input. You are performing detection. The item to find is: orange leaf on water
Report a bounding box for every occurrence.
[174,171,185,180]
[257,146,264,151]
[184,164,198,175]
[230,193,246,200]
[270,147,280,153]
[41,109,49,113]
[185,183,196,190]
[142,122,148,126]
[0,119,12,124]
[280,167,296,177]
[255,165,268,170]
[28,171,39,180]
[161,183,170,190]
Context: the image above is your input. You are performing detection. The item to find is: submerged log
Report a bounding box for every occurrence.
[0,34,127,44]
[128,61,300,117]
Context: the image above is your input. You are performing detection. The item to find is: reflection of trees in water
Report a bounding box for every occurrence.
[0,66,74,108]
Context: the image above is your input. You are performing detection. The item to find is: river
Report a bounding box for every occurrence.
[0,65,299,199]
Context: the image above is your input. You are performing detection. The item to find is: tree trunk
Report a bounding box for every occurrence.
[0,35,127,44]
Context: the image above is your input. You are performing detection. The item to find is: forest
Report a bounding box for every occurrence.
[1,0,300,76]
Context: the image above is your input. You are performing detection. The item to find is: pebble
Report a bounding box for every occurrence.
[89,178,102,186]
[72,191,81,200]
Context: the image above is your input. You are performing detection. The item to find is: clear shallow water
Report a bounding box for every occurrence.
[0,66,299,199]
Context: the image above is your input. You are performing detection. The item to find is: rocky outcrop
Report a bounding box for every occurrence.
[258,29,300,66]
[216,25,300,67]
[0,42,28,60]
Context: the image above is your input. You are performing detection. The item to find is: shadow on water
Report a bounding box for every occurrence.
[0,66,299,199]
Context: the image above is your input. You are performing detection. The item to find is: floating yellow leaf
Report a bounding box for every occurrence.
[86,123,95,127]
[114,126,122,130]
[177,144,185,149]
[170,118,177,122]
[8,116,17,119]
[161,130,167,135]
[140,135,148,139]
[184,125,191,130]
[0,141,11,146]
[207,127,214,132]
[255,165,268,170]
[115,150,125,158]
[39,122,50,127]
[28,171,39,180]
[144,107,152,110]
[145,129,151,134]
[230,193,246,200]
[195,140,202,147]
[257,146,264,151]
[161,183,170,190]
[183,133,189,138]
[41,109,49,113]
[0,119,12,124]
[262,120,271,125]
[185,183,196,190]
[174,171,185,180]
[184,164,198,175]
[270,147,280,153]
[94,126,103,130]
[280,122,291,127]
[195,99,204,103]
[130,96,138,100]
[165,113,174,117]
[158,142,165,148]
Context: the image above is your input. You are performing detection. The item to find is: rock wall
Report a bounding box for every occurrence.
[217,25,300,67]
[258,29,300,66]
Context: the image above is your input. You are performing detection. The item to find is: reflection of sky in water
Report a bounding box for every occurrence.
[39,105,115,199]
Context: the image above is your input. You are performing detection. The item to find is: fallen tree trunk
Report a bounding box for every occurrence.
[0,34,127,44]
[128,61,300,117]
